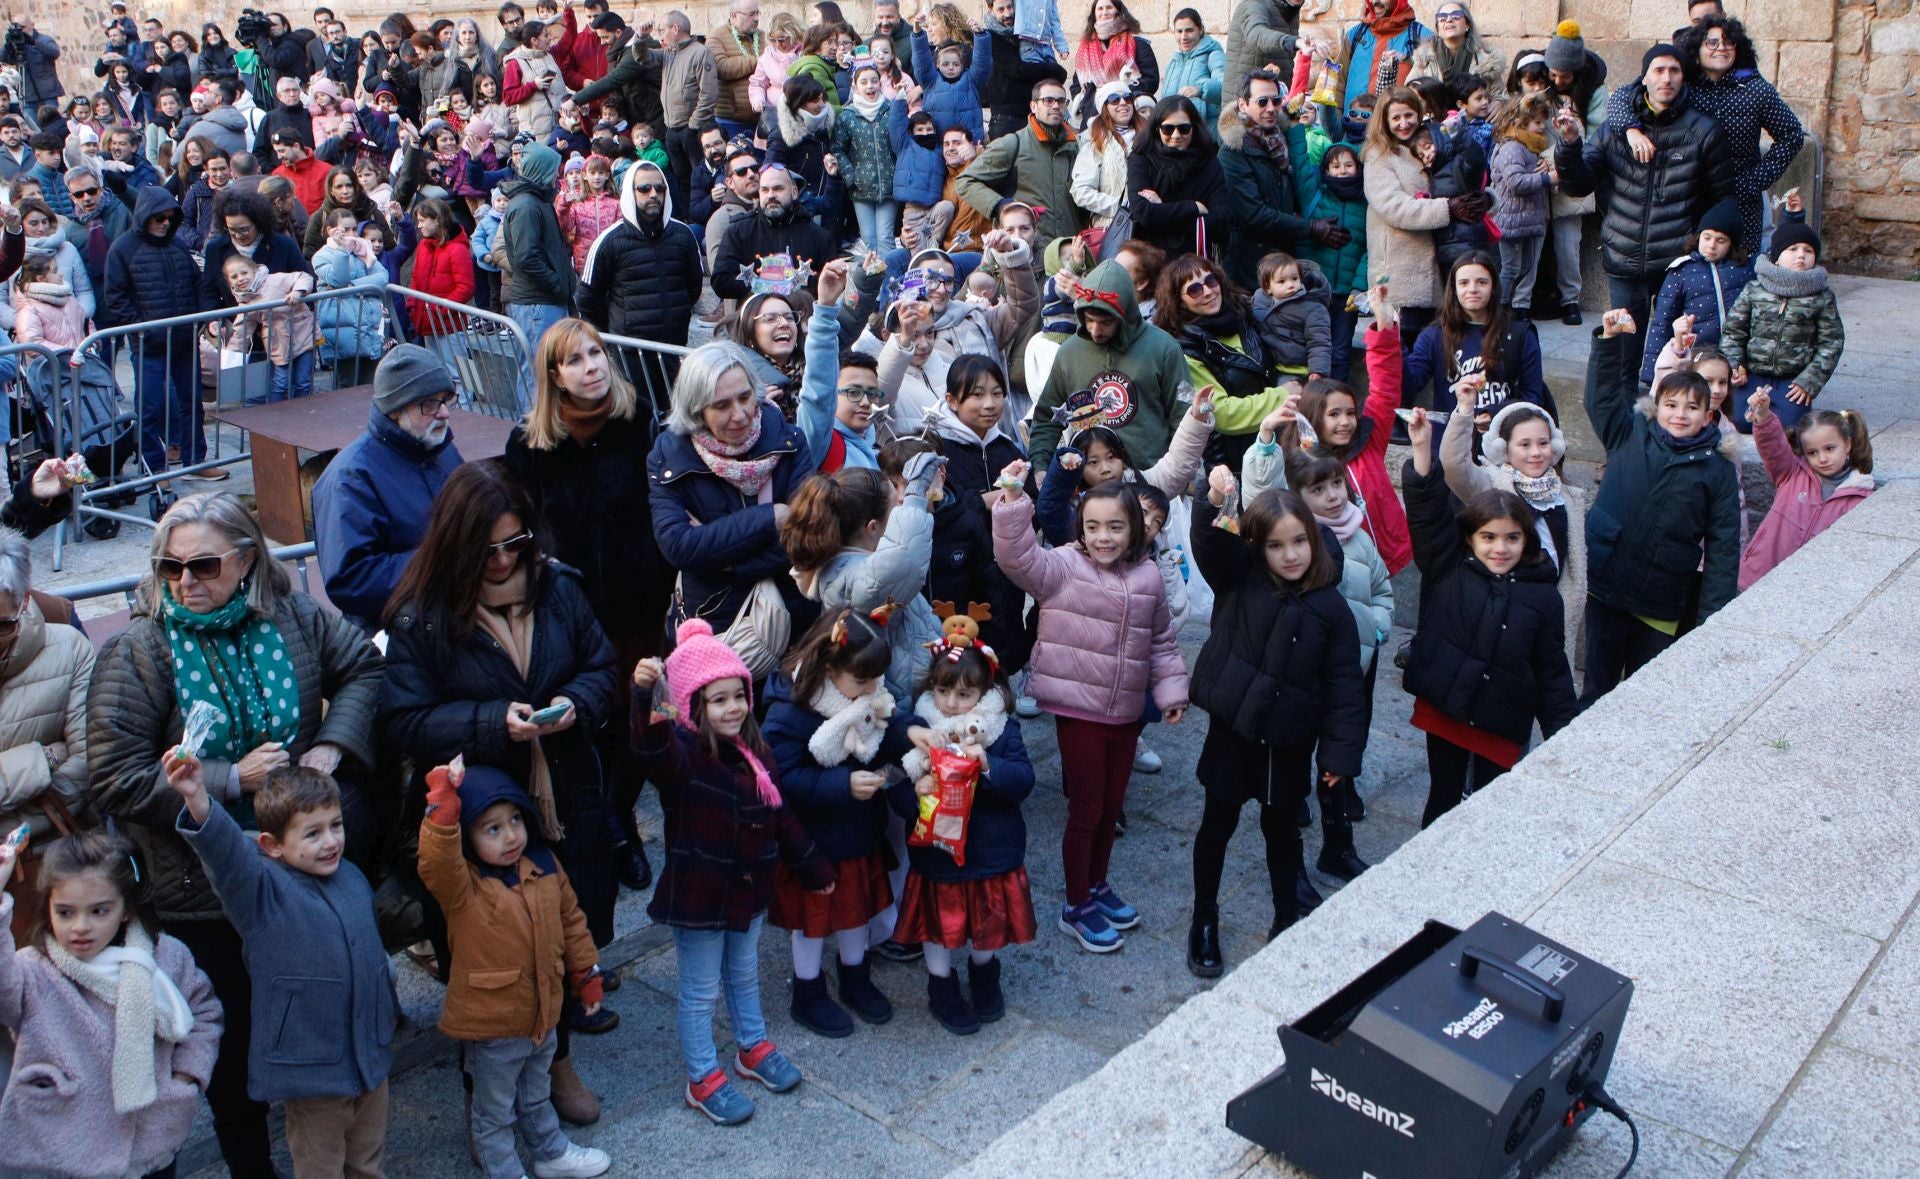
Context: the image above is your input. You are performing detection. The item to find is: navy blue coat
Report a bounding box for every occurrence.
[1640,252,1756,389]
[886,708,1034,883]
[176,803,395,1102]
[310,405,465,630]
[888,98,945,207]
[763,682,917,863]
[647,403,812,635]
[1426,124,1490,277]
[102,186,205,340]
[200,228,313,309]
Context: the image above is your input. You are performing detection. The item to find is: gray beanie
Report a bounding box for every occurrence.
[1544,19,1586,74]
[373,343,455,414]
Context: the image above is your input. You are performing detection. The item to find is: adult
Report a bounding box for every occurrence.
[253,74,314,157]
[710,0,763,142]
[1538,24,1609,326]
[1069,0,1157,127]
[1363,86,1483,346]
[310,345,465,631]
[729,288,806,398]
[871,0,912,64]
[410,31,475,113]
[311,18,364,90]
[497,2,527,59]
[1554,45,1732,321]
[104,187,209,479]
[256,12,310,85]
[269,129,328,212]
[579,161,703,348]
[182,80,250,157]
[1160,10,1226,128]
[646,340,813,648]
[147,34,194,99]
[1126,96,1227,261]
[89,491,382,1178]
[1215,69,1330,291]
[931,125,993,250]
[569,16,667,137]
[1223,0,1313,119]
[957,80,1083,245]
[382,461,619,1119]
[979,0,1070,142]
[500,143,575,408]
[197,23,240,84]
[257,175,308,242]
[1070,81,1140,229]
[1152,253,1280,472]
[503,317,673,892]
[711,163,834,301]
[64,167,128,300]
[1340,0,1429,115]
[704,143,761,272]
[502,21,571,142]
[449,17,498,86]
[300,164,389,256]
[0,16,62,110]
[1408,1,1507,94]
[179,146,233,250]
[658,11,718,216]
[0,526,94,822]
[200,188,311,310]
[1025,258,1189,472]
[764,75,839,222]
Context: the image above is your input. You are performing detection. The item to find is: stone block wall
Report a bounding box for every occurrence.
[14,0,1904,274]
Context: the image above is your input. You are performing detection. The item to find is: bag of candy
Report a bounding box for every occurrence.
[909,745,979,866]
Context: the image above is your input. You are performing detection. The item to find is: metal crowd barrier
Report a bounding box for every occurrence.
[599,331,690,432]
[2,341,72,476]
[386,286,533,420]
[53,542,317,609]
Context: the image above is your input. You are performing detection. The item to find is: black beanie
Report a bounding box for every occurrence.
[1696,198,1741,241]
[1642,43,1683,75]
[1770,220,1822,264]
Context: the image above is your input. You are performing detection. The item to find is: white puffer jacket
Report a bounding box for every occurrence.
[0,599,94,814]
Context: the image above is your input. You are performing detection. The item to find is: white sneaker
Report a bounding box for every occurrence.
[1133,740,1162,773]
[1016,694,1041,719]
[533,1142,611,1178]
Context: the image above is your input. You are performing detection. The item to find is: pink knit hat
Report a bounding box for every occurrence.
[664,620,782,807]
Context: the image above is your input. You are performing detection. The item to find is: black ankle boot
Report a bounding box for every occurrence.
[617,841,652,891]
[1295,796,1312,829]
[1315,783,1370,882]
[836,959,894,1025]
[927,971,981,1035]
[1295,868,1323,914]
[1187,908,1223,978]
[790,974,854,1038]
[967,956,1005,1023]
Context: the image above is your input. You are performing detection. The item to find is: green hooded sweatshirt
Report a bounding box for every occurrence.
[1026,259,1191,472]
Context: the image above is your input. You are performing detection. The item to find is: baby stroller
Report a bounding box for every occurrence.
[20,348,141,538]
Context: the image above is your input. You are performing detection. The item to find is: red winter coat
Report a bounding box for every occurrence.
[406,227,475,336]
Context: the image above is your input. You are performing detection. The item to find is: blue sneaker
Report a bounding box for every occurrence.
[1089,882,1142,930]
[686,1069,754,1125]
[734,1041,802,1094]
[1059,901,1124,953]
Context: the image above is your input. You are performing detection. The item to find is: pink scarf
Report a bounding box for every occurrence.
[1073,30,1136,86]
[1319,500,1366,542]
[689,410,781,498]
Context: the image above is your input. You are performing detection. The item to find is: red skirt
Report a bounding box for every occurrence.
[770,852,892,937]
[892,868,1037,952]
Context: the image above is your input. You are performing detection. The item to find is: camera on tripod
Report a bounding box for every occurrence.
[3,24,32,59]
[235,9,273,45]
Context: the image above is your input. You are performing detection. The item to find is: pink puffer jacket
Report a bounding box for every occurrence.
[992,494,1189,724]
[1737,410,1874,590]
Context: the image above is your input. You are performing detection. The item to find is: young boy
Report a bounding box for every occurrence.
[1446,72,1495,161]
[168,759,395,1177]
[1250,252,1335,382]
[800,258,889,471]
[1581,308,1741,702]
[418,760,612,1179]
[1720,220,1844,435]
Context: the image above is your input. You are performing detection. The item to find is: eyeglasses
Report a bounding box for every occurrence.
[753,310,798,325]
[0,599,30,636]
[154,545,249,583]
[414,392,457,415]
[837,385,885,405]
[1183,272,1221,299]
[1159,122,1194,137]
[634,182,666,194]
[1700,37,1731,49]
[923,273,955,289]
[728,164,757,177]
[1033,95,1067,106]
[487,531,534,558]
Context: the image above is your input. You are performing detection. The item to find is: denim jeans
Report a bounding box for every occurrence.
[508,302,568,413]
[715,117,754,144]
[853,200,899,251]
[1549,214,1584,310]
[134,333,204,474]
[253,351,316,405]
[465,1033,569,1179]
[673,915,769,1081]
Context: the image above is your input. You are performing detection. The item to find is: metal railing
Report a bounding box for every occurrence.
[599,331,690,432]
[54,542,318,608]
[387,288,533,421]
[2,341,72,476]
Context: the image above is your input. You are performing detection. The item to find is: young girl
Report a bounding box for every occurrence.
[556,154,621,274]
[992,465,1189,953]
[9,253,91,350]
[1721,221,1845,434]
[875,299,952,430]
[1185,475,1366,973]
[1488,92,1555,316]
[1639,199,1753,392]
[1402,428,1579,827]
[1738,394,1875,590]
[890,628,1036,1034]
[0,828,222,1179]
[831,63,898,250]
[312,208,390,387]
[470,187,509,314]
[762,610,929,1037]
[1402,254,1551,434]
[220,254,317,404]
[1034,390,1214,548]
[866,35,909,99]
[632,625,832,1127]
[474,74,511,137]
[1286,133,1368,381]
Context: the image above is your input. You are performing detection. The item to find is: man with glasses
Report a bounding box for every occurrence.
[1218,68,1340,290]
[65,165,131,300]
[686,124,732,231]
[704,144,762,272]
[795,258,893,472]
[1340,0,1431,113]
[578,162,704,345]
[309,19,362,90]
[957,80,1084,244]
[709,0,763,144]
[712,163,833,301]
[310,344,467,631]
[1225,0,1327,115]
[497,1,528,58]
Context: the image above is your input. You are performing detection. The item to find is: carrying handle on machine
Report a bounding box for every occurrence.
[1459,946,1565,1023]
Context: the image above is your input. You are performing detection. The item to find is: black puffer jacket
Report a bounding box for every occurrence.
[1426,123,1489,277]
[981,28,1067,133]
[576,164,704,346]
[1400,461,1578,745]
[710,206,835,302]
[1126,137,1229,261]
[87,591,383,922]
[101,187,205,340]
[1188,497,1365,800]
[1556,83,1732,281]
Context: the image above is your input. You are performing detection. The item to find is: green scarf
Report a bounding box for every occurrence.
[161,586,300,823]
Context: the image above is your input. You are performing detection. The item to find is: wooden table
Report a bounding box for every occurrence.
[214,384,515,544]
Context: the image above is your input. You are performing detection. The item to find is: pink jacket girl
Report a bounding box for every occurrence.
[1737,395,1875,590]
[11,276,92,350]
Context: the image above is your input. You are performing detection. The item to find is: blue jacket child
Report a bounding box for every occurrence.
[889,98,946,208]
[912,30,992,143]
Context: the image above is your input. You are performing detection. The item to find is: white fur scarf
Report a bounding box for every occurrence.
[807,679,896,766]
[902,690,1009,781]
[47,921,194,1113]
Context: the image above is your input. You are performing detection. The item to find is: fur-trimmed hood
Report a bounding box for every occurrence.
[1636,395,1742,462]
[775,99,835,148]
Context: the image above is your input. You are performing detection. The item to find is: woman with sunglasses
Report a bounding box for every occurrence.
[382,460,620,1119]
[1125,96,1227,263]
[1151,254,1282,473]
[87,491,383,1176]
[1069,79,1141,230]
[1406,2,1507,94]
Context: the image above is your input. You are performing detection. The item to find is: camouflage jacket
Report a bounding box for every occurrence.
[1721,256,1845,398]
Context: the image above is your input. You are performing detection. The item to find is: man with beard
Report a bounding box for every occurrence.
[308,19,362,90]
[1219,68,1336,290]
[704,143,760,272]
[957,80,1083,245]
[933,125,993,249]
[684,124,731,233]
[310,344,467,631]
[501,143,576,408]
[578,161,703,345]
[978,0,1068,142]
[253,74,315,157]
[103,187,210,481]
[712,163,833,300]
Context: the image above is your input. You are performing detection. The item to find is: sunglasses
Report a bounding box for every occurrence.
[0,600,29,636]
[634,182,666,194]
[69,185,100,198]
[728,164,756,177]
[1248,94,1282,108]
[1435,8,1467,19]
[154,545,250,583]
[1159,121,1194,137]
[1183,272,1221,299]
[837,385,885,405]
[487,531,534,558]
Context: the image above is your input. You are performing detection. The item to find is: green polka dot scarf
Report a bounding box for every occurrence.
[160,585,302,822]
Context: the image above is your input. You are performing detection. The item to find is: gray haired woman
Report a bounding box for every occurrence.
[1407,0,1508,93]
[645,342,814,643]
[87,491,382,1176]
[0,526,94,821]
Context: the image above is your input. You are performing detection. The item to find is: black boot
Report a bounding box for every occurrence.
[836,959,894,1025]
[1268,908,1299,942]
[790,974,854,1038]
[617,841,652,891]
[1295,869,1323,914]
[1187,908,1223,978]
[1315,783,1370,882]
[927,971,981,1035]
[1339,777,1366,822]
[967,956,1005,1023]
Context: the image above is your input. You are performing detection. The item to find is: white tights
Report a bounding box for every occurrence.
[922,944,996,977]
[791,923,873,980]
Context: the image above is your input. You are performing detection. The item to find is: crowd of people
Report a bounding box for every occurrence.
[0,0,1874,1176]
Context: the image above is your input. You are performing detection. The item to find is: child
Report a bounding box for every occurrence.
[889,626,1037,1033]
[312,207,389,387]
[0,828,222,1179]
[1185,474,1366,972]
[1738,394,1875,590]
[875,298,952,431]
[832,62,898,249]
[798,261,889,471]
[470,186,508,314]
[1251,251,1334,381]
[751,13,805,113]
[1721,221,1845,434]
[8,252,91,349]
[963,269,1001,308]
[632,624,832,1127]
[220,254,317,405]
[1488,92,1555,316]
[555,153,620,274]
[1639,199,1753,392]
[763,609,931,1035]
[991,465,1190,953]
[911,26,991,143]
[1581,308,1741,700]
[1398,440,1579,825]
[1403,254,1551,431]
[167,760,397,1175]
[889,98,951,250]
[417,761,610,1179]
[1421,123,1490,280]
[1035,390,1214,550]
[1285,134,1368,381]
[1446,73,1495,161]
[354,157,391,210]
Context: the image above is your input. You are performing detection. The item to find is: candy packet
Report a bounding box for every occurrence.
[63,453,97,484]
[176,700,226,760]
[909,745,978,865]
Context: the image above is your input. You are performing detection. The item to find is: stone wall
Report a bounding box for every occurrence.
[13,0,1906,273]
